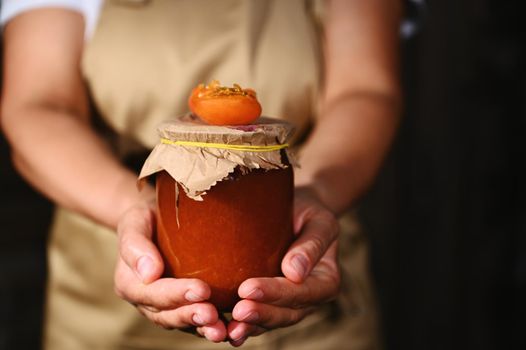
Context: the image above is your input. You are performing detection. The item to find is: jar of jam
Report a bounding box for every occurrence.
[139,115,295,311]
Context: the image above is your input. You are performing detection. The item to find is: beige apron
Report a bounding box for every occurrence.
[44,1,380,349]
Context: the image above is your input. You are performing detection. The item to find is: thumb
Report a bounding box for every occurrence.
[282,208,339,283]
[117,205,164,284]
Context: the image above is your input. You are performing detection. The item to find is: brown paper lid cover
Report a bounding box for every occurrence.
[138,115,294,200]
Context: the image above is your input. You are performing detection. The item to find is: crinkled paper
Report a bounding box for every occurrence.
[138,114,295,200]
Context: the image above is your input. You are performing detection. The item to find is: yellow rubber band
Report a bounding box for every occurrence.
[160,138,288,152]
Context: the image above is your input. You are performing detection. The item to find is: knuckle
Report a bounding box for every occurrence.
[304,235,326,260]
[113,283,125,299]
[143,305,161,313]
[322,273,341,302]
[197,303,215,315]
[282,283,305,308]
[301,205,319,221]
[119,229,137,247]
[289,294,305,309]
[285,310,304,327]
[319,210,339,235]
[135,306,147,317]
[162,285,186,307]
[150,312,174,330]
[155,283,170,298]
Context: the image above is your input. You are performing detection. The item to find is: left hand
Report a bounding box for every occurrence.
[114,201,227,342]
[227,188,341,346]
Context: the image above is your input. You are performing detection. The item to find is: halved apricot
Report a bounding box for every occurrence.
[188,80,262,125]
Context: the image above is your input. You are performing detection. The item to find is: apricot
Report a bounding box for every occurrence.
[188,80,262,125]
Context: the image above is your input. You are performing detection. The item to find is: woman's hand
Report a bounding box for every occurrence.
[113,201,228,342]
[227,188,341,346]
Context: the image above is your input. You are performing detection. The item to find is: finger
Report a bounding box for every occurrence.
[227,320,266,347]
[196,320,228,343]
[282,208,339,283]
[137,302,218,330]
[117,205,163,283]
[114,260,210,309]
[232,299,314,329]
[238,242,340,308]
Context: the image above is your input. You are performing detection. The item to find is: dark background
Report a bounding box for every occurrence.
[1,0,525,349]
[362,0,526,349]
[0,64,51,350]
[0,28,52,350]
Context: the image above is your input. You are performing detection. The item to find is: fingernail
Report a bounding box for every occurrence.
[203,328,220,342]
[185,290,205,302]
[240,311,259,322]
[229,328,243,342]
[245,288,264,300]
[291,254,309,280]
[192,313,206,326]
[231,336,247,347]
[136,256,154,283]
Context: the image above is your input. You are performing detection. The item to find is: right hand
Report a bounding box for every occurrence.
[114,201,227,342]
[226,188,341,346]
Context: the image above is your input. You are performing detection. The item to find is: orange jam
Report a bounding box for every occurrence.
[155,166,294,311]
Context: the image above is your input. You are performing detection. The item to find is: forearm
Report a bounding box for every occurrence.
[294,0,402,214]
[295,92,400,215]
[2,106,151,230]
[0,9,151,229]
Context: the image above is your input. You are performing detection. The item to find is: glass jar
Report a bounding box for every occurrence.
[156,166,293,311]
[139,115,295,311]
